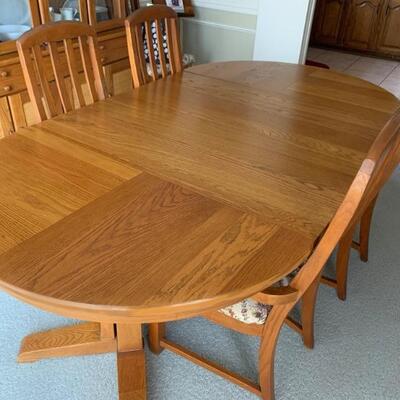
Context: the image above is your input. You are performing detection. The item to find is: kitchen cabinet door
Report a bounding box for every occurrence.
[376,0,400,55]
[343,0,382,50]
[312,0,347,45]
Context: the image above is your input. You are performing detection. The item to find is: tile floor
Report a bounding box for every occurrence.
[307,47,400,98]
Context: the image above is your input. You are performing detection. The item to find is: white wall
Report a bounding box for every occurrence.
[253,0,316,63]
[191,0,258,14]
[182,3,258,64]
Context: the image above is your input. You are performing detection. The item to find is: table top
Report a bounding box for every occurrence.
[0,61,398,323]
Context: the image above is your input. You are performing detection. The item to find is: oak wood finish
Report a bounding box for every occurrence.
[29,0,42,27]
[8,94,27,131]
[0,62,398,400]
[358,195,379,261]
[0,172,312,323]
[116,324,147,400]
[87,0,127,29]
[311,0,400,59]
[24,63,398,238]
[149,108,400,399]
[16,21,108,122]
[0,97,14,136]
[343,0,381,50]
[190,62,397,302]
[18,322,117,363]
[125,5,182,88]
[161,337,262,396]
[376,0,400,56]
[0,0,194,137]
[312,0,346,46]
[323,110,400,300]
[0,132,140,255]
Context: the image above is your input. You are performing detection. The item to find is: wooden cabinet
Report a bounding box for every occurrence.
[38,0,88,23]
[376,0,400,55]
[312,0,346,45]
[343,0,381,50]
[311,0,400,59]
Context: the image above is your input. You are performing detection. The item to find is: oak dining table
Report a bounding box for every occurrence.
[0,61,398,400]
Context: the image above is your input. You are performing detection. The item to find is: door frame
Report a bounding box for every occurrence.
[299,0,318,63]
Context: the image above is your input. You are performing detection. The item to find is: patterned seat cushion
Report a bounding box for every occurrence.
[143,22,170,66]
[218,268,300,325]
[142,23,193,77]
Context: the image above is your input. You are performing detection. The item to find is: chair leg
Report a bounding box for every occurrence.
[359,196,377,263]
[336,227,355,301]
[148,323,165,355]
[300,276,321,349]
[259,304,294,400]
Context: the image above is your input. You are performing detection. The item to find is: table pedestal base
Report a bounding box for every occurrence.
[17,322,147,400]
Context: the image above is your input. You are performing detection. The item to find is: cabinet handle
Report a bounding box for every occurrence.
[0,71,8,78]
[99,45,105,50]
[101,57,106,63]
[3,85,11,92]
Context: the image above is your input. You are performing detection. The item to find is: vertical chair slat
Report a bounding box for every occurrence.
[48,42,73,112]
[135,24,149,84]
[170,18,182,74]
[64,38,86,108]
[17,45,47,121]
[155,19,167,78]
[125,23,143,88]
[32,45,58,117]
[87,35,107,101]
[164,18,176,74]
[145,21,158,80]
[78,36,99,103]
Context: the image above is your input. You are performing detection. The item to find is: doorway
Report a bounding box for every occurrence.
[305,0,400,98]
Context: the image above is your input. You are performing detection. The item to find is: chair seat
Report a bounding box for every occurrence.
[219,268,300,325]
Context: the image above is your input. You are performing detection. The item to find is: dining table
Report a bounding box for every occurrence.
[0,61,398,400]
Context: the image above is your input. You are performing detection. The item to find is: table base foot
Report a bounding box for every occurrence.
[18,322,116,363]
[118,350,147,400]
[116,324,147,400]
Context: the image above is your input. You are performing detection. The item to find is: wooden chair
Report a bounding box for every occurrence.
[322,195,379,300]
[148,109,400,400]
[16,21,108,122]
[303,59,378,301]
[125,5,182,88]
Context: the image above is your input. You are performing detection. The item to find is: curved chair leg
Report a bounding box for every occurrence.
[300,275,321,349]
[336,227,354,301]
[148,323,165,355]
[359,196,377,262]
[259,304,294,400]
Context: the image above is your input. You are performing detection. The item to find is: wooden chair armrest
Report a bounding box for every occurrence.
[251,286,299,305]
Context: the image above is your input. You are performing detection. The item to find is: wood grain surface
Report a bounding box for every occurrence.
[0,61,398,323]
[22,63,399,237]
[0,133,140,255]
[0,173,311,322]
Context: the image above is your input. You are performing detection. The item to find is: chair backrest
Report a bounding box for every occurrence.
[125,5,182,88]
[291,109,400,296]
[16,21,108,122]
